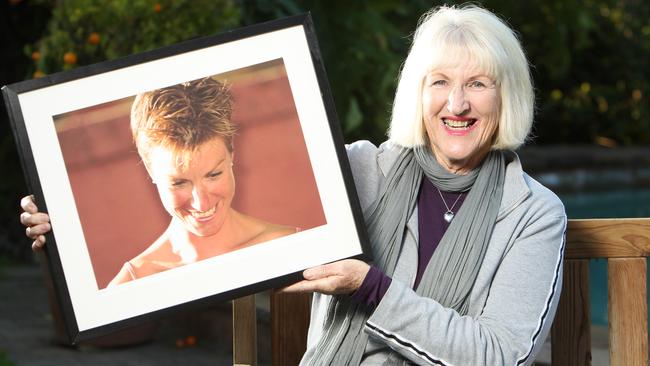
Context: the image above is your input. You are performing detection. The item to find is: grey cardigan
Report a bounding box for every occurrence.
[302,140,567,365]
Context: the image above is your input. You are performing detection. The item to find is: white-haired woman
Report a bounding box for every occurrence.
[21,4,565,365]
[284,5,565,365]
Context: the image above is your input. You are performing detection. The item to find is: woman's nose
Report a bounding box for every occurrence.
[190,184,211,211]
[447,85,470,115]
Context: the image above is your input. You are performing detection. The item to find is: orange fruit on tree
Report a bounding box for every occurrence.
[31,51,41,61]
[185,335,197,346]
[153,3,162,12]
[88,32,100,45]
[63,52,77,65]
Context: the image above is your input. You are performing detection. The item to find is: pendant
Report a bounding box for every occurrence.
[443,211,454,223]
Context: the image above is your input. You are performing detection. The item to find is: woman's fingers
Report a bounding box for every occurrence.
[303,259,362,280]
[20,211,50,227]
[282,260,371,295]
[25,222,51,238]
[19,194,50,230]
[303,263,338,280]
[20,195,50,252]
[20,195,38,213]
[31,236,46,251]
[281,280,314,293]
[22,214,51,252]
[281,277,340,294]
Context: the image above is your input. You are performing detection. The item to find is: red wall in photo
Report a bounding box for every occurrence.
[56,61,327,289]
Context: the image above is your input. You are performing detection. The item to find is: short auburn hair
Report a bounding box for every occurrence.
[130,77,235,167]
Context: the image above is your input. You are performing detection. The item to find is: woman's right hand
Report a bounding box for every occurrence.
[19,195,51,251]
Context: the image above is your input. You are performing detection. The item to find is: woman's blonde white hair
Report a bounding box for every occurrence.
[388,4,534,150]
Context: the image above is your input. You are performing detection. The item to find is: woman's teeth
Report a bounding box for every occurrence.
[190,206,216,218]
[443,118,476,129]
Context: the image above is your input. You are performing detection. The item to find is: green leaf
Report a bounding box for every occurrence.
[344,97,363,135]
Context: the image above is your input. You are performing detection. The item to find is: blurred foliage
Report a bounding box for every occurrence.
[1,0,52,262]
[238,0,650,146]
[17,0,650,146]
[27,0,240,74]
[1,0,649,261]
[488,0,650,145]
[0,351,15,366]
[242,0,432,143]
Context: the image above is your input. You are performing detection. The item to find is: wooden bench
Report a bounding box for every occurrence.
[552,218,649,365]
[233,218,650,365]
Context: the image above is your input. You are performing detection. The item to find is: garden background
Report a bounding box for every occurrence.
[1,1,649,365]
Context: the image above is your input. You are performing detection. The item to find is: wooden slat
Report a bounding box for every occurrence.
[608,258,648,366]
[552,259,592,366]
[270,291,311,366]
[233,295,257,366]
[565,218,650,259]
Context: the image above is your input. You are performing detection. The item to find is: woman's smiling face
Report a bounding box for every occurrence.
[147,137,235,237]
[421,63,500,174]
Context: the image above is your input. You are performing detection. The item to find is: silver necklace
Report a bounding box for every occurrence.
[436,187,463,223]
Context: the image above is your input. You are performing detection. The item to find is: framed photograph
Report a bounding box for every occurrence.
[3,14,370,343]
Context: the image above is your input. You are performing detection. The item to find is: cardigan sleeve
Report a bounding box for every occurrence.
[350,265,392,310]
[364,200,567,365]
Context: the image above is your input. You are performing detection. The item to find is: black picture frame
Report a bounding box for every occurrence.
[2,14,370,344]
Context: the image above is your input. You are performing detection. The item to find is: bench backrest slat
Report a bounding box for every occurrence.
[551,259,592,365]
[607,258,648,366]
[551,219,650,366]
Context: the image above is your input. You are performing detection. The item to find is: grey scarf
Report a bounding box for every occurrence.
[306,145,505,365]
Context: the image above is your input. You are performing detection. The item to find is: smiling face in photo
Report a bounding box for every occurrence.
[421,63,500,174]
[147,137,235,237]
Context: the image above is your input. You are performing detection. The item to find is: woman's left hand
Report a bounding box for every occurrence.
[282,259,370,295]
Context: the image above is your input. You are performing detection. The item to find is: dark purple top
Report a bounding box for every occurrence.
[351,177,466,309]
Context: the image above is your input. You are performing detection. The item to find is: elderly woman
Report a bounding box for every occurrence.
[22,77,295,287]
[22,4,565,364]
[282,5,566,365]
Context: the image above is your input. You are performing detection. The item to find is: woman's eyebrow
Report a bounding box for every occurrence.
[427,71,448,78]
[469,73,492,79]
[166,176,187,182]
[210,158,226,170]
